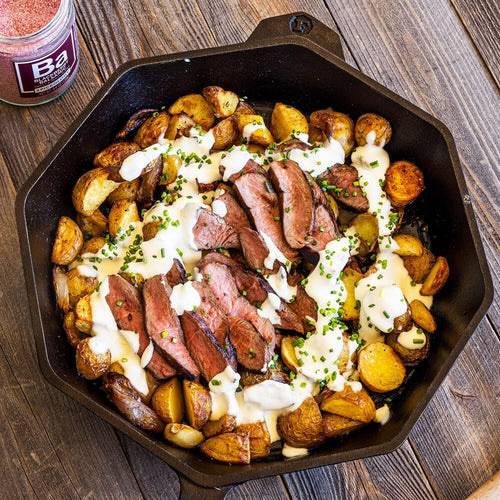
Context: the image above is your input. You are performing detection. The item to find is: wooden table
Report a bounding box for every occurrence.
[1,1,498,498]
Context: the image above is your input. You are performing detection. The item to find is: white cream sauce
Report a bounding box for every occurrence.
[264,266,297,303]
[169,282,201,315]
[374,404,391,425]
[257,293,281,325]
[282,445,309,458]
[219,145,262,182]
[242,122,266,142]
[211,199,227,217]
[260,231,291,270]
[397,325,427,349]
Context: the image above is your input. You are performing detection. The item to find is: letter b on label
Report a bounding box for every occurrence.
[32,51,68,78]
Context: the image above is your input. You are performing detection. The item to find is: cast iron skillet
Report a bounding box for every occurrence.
[15,12,493,498]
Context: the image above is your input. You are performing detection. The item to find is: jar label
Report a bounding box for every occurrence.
[13,26,79,98]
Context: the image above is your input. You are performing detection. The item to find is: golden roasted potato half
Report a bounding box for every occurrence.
[66,268,98,307]
[53,265,70,313]
[164,423,204,449]
[160,154,181,185]
[165,113,196,140]
[72,168,120,216]
[320,385,375,423]
[74,294,92,334]
[201,432,251,464]
[358,342,406,393]
[236,114,274,147]
[393,307,412,333]
[134,111,170,148]
[93,142,140,171]
[77,209,108,238]
[236,421,271,459]
[118,271,145,291]
[325,192,340,219]
[107,178,140,204]
[410,299,437,333]
[76,337,111,380]
[51,216,83,265]
[322,412,366,438]
[341,267,364,320]
[151,377,184,424]
[308,125,324,144]
[270,102,309,142]
[310,108,354,155]
[393,233,424,257]
[183,379,212,430]
[420,256,449,296]
[281,336,300,372]
[108,361,125,375]
[234,100,256,116]
[81,236,106,256]
[350,213,379,256]
[202,86,239,118]
[202,414,237,438]
[168,93,215,129]
[142,221,160,241]
[212,116,239,150]
[108,200,141,238]
[63,311,85,348]
[354,113,392,147]
[277,397,324,448]
[385,161,425,208]
[386,330,430,366]
[402,247,436,283]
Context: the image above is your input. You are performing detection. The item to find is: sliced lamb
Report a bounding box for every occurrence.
[165,258,186,287]
[192,208,240,250]
[288,273,318,333]
[221,158,261,184]
[317,164,369,213]
[268,159,315,249]
[239,227,277,273]
[274,138,311,154]
[213,189,250,233]
[142,274,200,378]
[106,274,176,379]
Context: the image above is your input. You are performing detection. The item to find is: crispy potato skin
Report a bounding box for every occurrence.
[270,102,309,142]
[355,113,392,147]
[212,116,239,150]
[74,294,92,333]
[402,247,436,283]
[236,421,271,459]
[118,271,145,291]
[142,221,160,242]
[308,125,324,144]
[200,432,250,464]
[393,234,424,257]
[310,108,354,155]
[52,216,83,265]
[393,307,412,333]
[336,333,353,373]
[350,213,379,256]
[168,93,215,129]
[358,342,406,393]
[76,338,111,379]
[341,268,364,320]
[108,200,141,238]
[77,209,108,238]
[93,142,140,171]
[202,86,239,118]
[183,379,212,430]
[63,311,84,348]
[386,331,430,366]
[164,423,204,448]
[281,336,299,372]
[165,113,196,140]
[237,114,274,146]
[410,299,437,333]
[151,378,184,424]
[66,268,98,307]
[320,385,376,423]
[385,161,425,208]
[81,236,106,256]
[202,414,237,438]
[134,111,170,149]
[277,397,324,448]
[420,256,449,296]
[322,412,366,438]
[107,178,140,204]
[53,265,70,312]
[160,154,181,185]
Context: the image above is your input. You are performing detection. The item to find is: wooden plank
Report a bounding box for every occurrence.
[449,0,500,87]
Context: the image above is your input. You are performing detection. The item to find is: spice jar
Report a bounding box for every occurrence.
[0,0,79,106]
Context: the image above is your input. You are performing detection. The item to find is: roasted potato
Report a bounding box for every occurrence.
[93,142,140,171]
[402,247,436,283]
[66,268,98,306]
[72,168,120,216]
[350,213,379,256]
[81,236,106,256]
[165,113,197,140]
[108,200,141,238]
[310,108,354,155]
[239,361,290,386]
[385,161,424,208]
[322,412,366,438]
[160,154,181,185]
[281,336,300,372]
[386,330,430,366]
[151,377,184,424]
[410,299,437,333]
[53,265,70,313]
[74,294,92,334]
[118,271,145,290]
[168,93,215,129]
[354,113,392,147]
[76,337,111,379]
[114,108,157,141]
[236,114,274,147]
[212,116,239,150]
[236,421,271,459]
[63,311,84,348]
[393,307,412,333]
[420,256,449,296]
[202,86,239,118]
[336,333,353,373]
[393,233,424,257]
[183,379,212,430]
[202,414,237,438]
[277,397,324,448]
[51,216,84,265]
[270,102,309,142]
[325,192,340,219]
[341,267,364,320]
[320,385,375,423]
[358,342,406,393]
[142,221,160,241]
[308,125,324,144]
[234,100,256,116]
[164,423,204,449]
[107,178,140,204]
[108,361,125,375]
[76,209,108,238]
[200,432,250,465]
[134,111,170,148]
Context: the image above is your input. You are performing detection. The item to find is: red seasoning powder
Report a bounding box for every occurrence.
[0,0,79,106]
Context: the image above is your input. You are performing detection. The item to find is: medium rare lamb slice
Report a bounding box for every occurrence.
[142,274,199,378]
[220,158,261,184]
[274,138,311,154]
[165,258,186,287]
[239,227,278,274]
[317,164,369,212]
[106,274,176,379]
[233,170,298,264]
[288,273,318,333]
[213,188,250,233]
[192,208,240,250]
[268,159,315,249]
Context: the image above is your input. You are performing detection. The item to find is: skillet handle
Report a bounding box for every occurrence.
[178,474,235,499]
[245,12,345,61]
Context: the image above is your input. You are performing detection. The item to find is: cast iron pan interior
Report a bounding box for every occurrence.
[15,12,492,493]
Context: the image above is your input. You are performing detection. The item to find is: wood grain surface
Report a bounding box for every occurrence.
[0,0,498,499]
